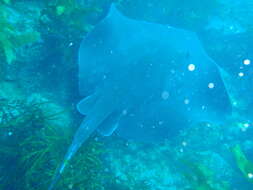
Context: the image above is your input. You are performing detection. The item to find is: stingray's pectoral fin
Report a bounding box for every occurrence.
[48,97,114,190]
[77,94,98,115]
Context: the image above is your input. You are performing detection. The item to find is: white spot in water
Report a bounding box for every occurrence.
[238,72,244,77]
[232,101,238,106]
[182,141,187,146]
[161,91,169,100]
[68,42,73,47]
[201,105,206,110]
[248,173,253,179]
[68,184,73,189]
[244,123,250,128]
[188,64,195,71]
[158,121,164,125]
[208,82,215,89]
[8,131,13,136]
[240,122,250,132]
[241,127,247,132]
[122,109,128,115]
[170,69,176,74]
[184,99,190,104]
[244,59,251,65]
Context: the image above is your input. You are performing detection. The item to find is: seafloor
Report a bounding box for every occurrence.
[0,0,253,190]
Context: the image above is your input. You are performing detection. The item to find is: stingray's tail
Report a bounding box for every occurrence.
[48,119,95,190]
[48,141,79,190]
[47,166,63,190]
[48,96,114,190]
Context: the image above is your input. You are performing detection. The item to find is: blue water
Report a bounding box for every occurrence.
[0,0,253,190]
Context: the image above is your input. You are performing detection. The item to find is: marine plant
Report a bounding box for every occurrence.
[40,0,100,40]
[231,144,253,183]
[21,127,106,190]
[181,159,230,190]
[0,98,51,189]
[0,96,108,190]
[0,0,40,65]
[1,0,11,5]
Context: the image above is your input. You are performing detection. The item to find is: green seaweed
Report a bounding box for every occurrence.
[21,126,106,190]
[0,2,40,64]
[0,97,108,190]
[1,0,10,4]
[231,144,253,183]
[40,0,99,37]
[181,160,230,190]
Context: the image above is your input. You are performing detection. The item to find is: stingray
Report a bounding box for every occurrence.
[48,4,231,189]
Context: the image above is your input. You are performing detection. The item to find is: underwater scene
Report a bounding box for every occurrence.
[1,0,253,189]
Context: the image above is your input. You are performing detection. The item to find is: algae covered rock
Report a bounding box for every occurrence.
[104,138,182,190]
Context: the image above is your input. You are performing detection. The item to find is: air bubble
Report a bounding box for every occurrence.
[208,83,215,89]
[244,59,251,65]
[188,64,195,71]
